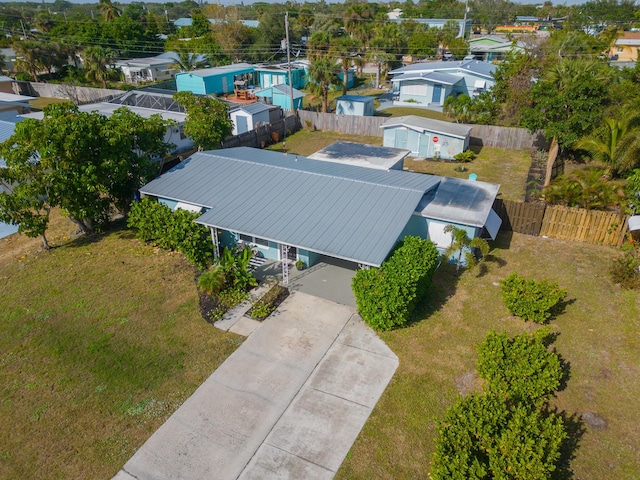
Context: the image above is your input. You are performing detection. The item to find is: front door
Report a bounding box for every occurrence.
[287,246,297,261]
[432,84,443,104]
[236,115,248,134]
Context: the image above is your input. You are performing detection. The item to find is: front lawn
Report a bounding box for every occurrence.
[0,220,241,479]
[377,106,449,121]
[336,232,640,480]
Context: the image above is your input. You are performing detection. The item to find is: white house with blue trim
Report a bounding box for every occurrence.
[139,147,501,268]
[390,60,497,107]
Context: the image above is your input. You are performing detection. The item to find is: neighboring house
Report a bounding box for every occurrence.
[0,92,35,115]
[0,48,16,73]
[139,147,501,268]
[335,68,356,90]
[468,36,525,62]
[115,54,179,84]
[21,96,193,156]
[0,113,24,239]
[335,95,374,116]
[175,63,255,96]
[610,31,640,61]
[389,59,497,106]
[229,102,271,135]
[254,63,306,89]
[382,115,472,160]
[254,84,304,110]
[308,141,409,170]
[387,14,471,38]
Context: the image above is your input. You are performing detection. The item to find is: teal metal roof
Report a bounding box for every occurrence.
[140,147,441,266]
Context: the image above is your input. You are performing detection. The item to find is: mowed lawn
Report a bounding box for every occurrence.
[0,221,241,479]
[336,232,640,480]
[267,129,382,157]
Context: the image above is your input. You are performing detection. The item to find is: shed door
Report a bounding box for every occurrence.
[222,76,228,93]
[394,129,408,150]
[263,74,271,88]
[432,84,443,104]
[236,115,248,134]
[418,134,430,157]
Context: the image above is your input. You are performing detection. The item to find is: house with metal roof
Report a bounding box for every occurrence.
[609,31,640,62]
[139,147,501,269]
[468,36,525,62]
[389,60,497,107]
[114,52,196,85]
[254,84,305,111]
[229,102,271,135]
[175,64,256,96]
[0,114,24,239]
[382,115,472,160]
[335,95,375,116]
[254,63,307,90]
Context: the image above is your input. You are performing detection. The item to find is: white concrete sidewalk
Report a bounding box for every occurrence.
[112,291,398,480]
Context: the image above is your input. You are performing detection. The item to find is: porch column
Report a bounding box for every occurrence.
[280,244,290,286]
[210,227,219,260]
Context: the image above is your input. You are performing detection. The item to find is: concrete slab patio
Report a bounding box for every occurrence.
[113,291,398,480]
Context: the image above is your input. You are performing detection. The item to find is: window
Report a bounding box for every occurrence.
[402,81,428,97]
[239,234,269,247]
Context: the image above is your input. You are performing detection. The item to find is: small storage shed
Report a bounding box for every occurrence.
[254,64,306,89]
[382,115,472,160]
[229,102,271,136]
[175,63,255,96]
[308,141,409,170]
[335,95,375,116]
[254,84,305,111]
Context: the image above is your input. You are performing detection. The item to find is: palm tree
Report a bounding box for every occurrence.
[306,56,339,113]
[83,46,118,88]
[443,225,490,272]
[99,0,121,23]
[169,47,206,72]
[330,37,356,96]
[574,115,640,178]
[197,265,226,295]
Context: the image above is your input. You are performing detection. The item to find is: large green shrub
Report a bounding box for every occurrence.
[500,272,567,323]
[351,236,439,331]
[431,393,566,480]
[127,198,213,269]
[477,330,563,406]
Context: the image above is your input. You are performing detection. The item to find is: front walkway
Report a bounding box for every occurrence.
[112,291,398,480]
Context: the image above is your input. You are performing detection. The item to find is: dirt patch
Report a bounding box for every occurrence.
[455,371,481,396]
[582,412,608,431]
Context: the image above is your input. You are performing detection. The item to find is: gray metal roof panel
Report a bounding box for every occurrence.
[419,176,500,227]
[382,115,472,139]
[236,102,271,115]
[336,95,374,102]
[390,60,496,79]
[178,63,254,78]
[140,147,441,265]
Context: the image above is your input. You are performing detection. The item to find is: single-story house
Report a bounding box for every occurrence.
[335,95,375,116]
[254,63,306,90]
[254,84,304,111]
[139,147,501,269]
[387,14,471,38]
[308,141,409,170]
[175,63,256,96]
[468,36,525,62]
[382,115,472,160]
[21,98,193,156]
[114,52,201,84]
[609,31,640,62]
[229,102,271,136]
[390,60,497,106]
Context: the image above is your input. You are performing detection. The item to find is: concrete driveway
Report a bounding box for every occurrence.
[113,291,398,480]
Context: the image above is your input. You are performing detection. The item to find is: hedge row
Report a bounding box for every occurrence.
[127,198,213,269]
[351,236,439,331]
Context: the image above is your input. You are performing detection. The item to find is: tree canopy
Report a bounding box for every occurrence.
[0,103,170,247]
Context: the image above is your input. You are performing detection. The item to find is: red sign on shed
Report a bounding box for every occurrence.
[433,136,439,143]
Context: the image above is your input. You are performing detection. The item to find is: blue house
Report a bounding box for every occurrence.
[382,115,472,160]
[139,147,501,269]
[254,64,306,90]
[390,60,497,107]
[254,84,305,111]
[175,63,255,96]
[0,114,24,239]
[335,95,375,116]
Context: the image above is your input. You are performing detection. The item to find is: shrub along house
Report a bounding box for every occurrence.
[382,115,472,159]
[139,147,501,269]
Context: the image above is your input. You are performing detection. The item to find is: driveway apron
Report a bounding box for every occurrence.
[113,291,398,480]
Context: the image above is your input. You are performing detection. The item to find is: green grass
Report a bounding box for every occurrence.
[405,146,532,201]
[377,107,448,121]
[0,224,241,479]
[28,97,70,110]
[336,232,640,480]
[267,129,382,157]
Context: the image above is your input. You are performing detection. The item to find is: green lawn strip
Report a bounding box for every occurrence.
[267,129,382,157]
[0,228,241,479]
[377,107,449,121]
[405,146,532,201]
[336,232,640,480]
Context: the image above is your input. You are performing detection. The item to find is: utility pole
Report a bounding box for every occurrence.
[462,0,469,39]
[285,11,295,113]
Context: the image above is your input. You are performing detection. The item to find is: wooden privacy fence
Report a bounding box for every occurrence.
[468,125,549,151]
[297,110,385,137]
[494,199,629,247]
[222,115,300,149]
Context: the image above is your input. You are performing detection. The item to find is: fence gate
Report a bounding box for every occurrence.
[493,199,546,236]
